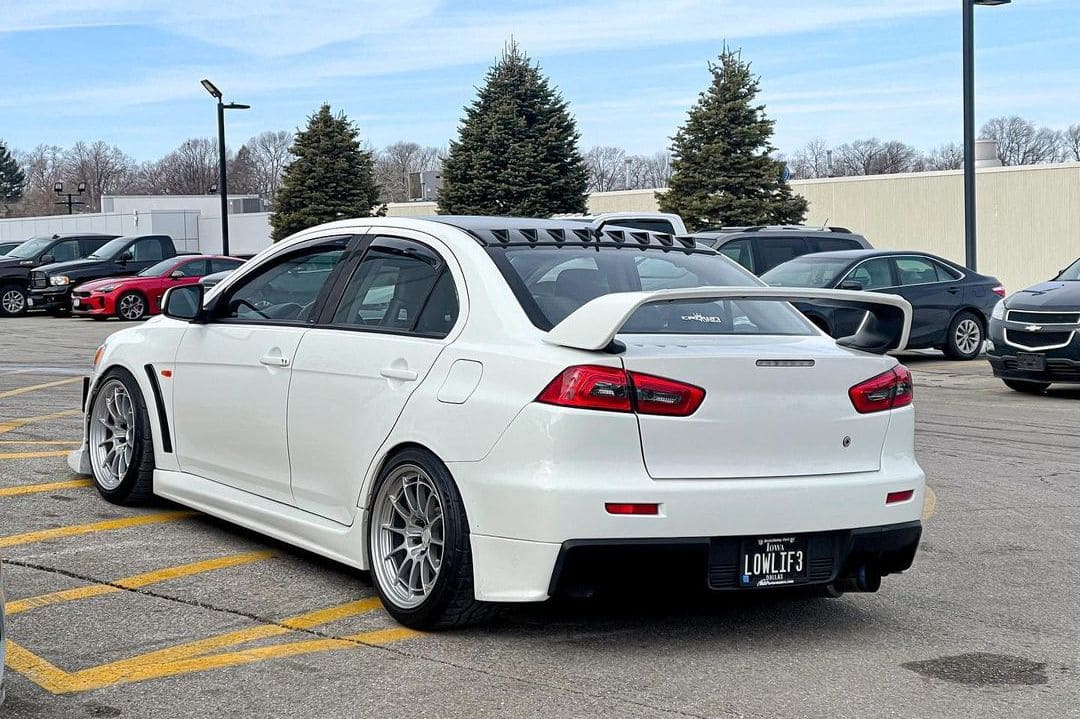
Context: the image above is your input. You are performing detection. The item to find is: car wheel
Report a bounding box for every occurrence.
[117,292,147,321]
[0,284,28,317]
[944,311,984,360]
[367,448,495,629]
[87,370,155,505]
[1003,379,1050,394]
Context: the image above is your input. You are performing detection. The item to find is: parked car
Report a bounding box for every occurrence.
[70,217,923,629]
[0,241,22,255]
[0,233,118,316]
[986,257,1080,393]
[762,250,1004,360]
[693,226,873,275]
[71,255,244,321]
[555,211,689,236]
[28,235,177,315]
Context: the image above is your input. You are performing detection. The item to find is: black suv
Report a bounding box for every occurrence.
[0,234,118,316]
[691,226,873,275]
[28,235,177,314]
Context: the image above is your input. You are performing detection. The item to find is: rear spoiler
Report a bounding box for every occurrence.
[542,287,912,355]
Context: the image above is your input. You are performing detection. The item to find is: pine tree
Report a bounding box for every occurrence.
[438,42,588,216]
[659,48,807,231]
[0,141,26,206]
[271,104,380,241]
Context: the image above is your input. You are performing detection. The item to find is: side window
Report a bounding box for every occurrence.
[812,237,861,252]
[210,259,243,274]
[845,258,893,290]
[220,237,349,323]
[932,260,962,281]
[895,257,943,286]
[755,237,809,273]
[717,238,755,272]
[175,259,209,277]
[130,238,165,262]
[331,238,455,336]
[49,239,81,262]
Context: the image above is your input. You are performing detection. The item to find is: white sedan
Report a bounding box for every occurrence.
[69,217,925,629]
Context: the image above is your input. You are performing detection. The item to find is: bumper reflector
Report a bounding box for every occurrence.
[886,490,915,505]
[605,503,659,515]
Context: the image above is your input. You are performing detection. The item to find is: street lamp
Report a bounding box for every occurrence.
[963,0,1010,271]
[201,79,250,256]
[53,181,87,214]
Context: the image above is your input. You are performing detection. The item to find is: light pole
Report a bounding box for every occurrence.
[963,0,1010,271]
[201,79,250,256]
[53,181,87,214]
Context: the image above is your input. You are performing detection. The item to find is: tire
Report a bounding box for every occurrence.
[90,315,109,321]
[367,448,495,629]
[943,311,984,360]
[87,369,155,505]
[0,284,28,317]
[117,291,148,321]
[1003,379,1050,394]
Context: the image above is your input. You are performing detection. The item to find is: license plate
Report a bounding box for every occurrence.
[72,298,80,307]
[1017,352,1046,372]
[739,536,807,587]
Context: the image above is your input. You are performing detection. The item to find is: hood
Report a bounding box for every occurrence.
[36,257,110,277]
[0,256,34,271]
[1007,281,1080,311]
[74,276,141,292]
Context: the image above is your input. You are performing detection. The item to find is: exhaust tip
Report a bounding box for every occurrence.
[855,564,882,593]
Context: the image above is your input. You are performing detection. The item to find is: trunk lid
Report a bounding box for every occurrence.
[620,334,896,480]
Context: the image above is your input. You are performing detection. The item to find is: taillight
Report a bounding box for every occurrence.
[849,365,913,414]
[992,285,1006,297]
[537,365,705,416]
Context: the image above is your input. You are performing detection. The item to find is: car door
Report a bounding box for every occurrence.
[122,236,169,274]
[832,257,897,337]
[171,235,353,502]
[152,258,207,311]
[44,238,82,265]
[287,231,463,523]
[892,255,958,347]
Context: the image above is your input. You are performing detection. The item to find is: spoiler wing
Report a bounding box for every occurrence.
[542,286,912,355]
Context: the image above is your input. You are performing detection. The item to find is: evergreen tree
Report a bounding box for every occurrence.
[271,104,380,241]
[659,48,807,230]
[438,42,588,216]
[0,141,26,206]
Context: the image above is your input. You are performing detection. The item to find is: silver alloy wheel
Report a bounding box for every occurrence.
[955,318,982,355]
[1,288,25,314]
[88,379,136,490]
[118,294,145,320]
[371,464,445,609]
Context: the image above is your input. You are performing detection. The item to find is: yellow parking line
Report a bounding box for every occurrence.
[0,377,81,400]
[5,550,276,616]
[0,440,80,445]
[3,642,71,695]
[0,479,92,498]
[0,510,196,549]
[0,450,70,460]
[0,409,80,434]
[923,486,937,521]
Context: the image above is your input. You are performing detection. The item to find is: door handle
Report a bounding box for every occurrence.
[380,367,417,381]
[947,287,960,294]
[259,354,290,368]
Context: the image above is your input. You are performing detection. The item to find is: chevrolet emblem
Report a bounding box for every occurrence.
[1024,324,1043,332]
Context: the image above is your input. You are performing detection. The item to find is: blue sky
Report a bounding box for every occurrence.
[2,0,1077,160]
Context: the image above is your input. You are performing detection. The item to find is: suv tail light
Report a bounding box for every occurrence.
[537,365,705,416]
[992,285,1006,297]
[849,365,913,414]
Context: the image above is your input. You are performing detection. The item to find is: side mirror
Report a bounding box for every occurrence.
[162,284,205,322]
[117,251,133,264]
[169,269,185,279]
[838,280,864,291]
[40,254,55,265]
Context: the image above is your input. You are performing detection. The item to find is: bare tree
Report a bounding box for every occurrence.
[227,144,260,195]
[373,141,442,203]
[244,130,293,198]
[154,138,220,195]
[1064,124,1080,162]
[622,152,672,189]
[13,144,66,216]
[833,138,919,176]
[64,140,137,211]
[980,116,1063,165]
[789,137,831,179]
[584,145,627,192]
[919,143,965,171]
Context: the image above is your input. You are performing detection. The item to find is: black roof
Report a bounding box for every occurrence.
[30,233,119,241]
[427,216,711,253]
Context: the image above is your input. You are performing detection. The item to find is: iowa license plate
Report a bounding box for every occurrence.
[739,536,807,587]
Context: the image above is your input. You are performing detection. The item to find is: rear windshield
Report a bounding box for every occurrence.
[492,246,813,336]
[761,256,853,288]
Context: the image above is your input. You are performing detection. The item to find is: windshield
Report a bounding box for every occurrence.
[6,237,52,259]
[761,257,853,288]
[87,237,130,259]
[1058,259,1080,281]
[493,246,813,336]
[138,258,182,277]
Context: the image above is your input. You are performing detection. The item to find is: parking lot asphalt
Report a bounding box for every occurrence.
[1,315,1078,719]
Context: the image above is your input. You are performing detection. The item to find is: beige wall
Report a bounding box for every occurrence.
[386,163,1080,293]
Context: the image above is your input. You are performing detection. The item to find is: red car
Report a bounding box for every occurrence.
[71,255,243,320]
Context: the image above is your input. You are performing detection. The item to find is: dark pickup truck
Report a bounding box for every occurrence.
[0,234,119,316]
[28,235,177,314]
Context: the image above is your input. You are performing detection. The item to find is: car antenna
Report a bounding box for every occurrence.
[821,217,830,231]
